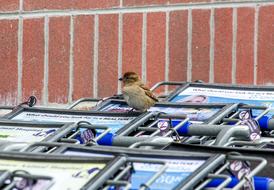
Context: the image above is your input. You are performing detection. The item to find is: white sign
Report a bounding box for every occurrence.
[12,112,135,133]
[12,112,134,124]
[0,159,105,190]
[63,151,114,158]
[131,158,206,189]
[133,159,205,173]
[179,87,274,101]
[0,126,57,142]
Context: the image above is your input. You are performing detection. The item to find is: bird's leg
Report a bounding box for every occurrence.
[128,108,135,113]
[127,108,145,113]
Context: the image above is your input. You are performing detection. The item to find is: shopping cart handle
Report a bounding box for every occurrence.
[97,134,172,147]
[97,132,114,145]
[206,176,274,190]
[258,116,274,131]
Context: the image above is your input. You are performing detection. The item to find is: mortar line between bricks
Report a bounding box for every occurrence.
[17,17,23,104]
[165,11,170,94]
[231,8,237,84]
[209,8,215,83]
[17,0,24,105]
[117,13,123,94]
[68,15,74,103]
[43,16,49,105]
[253,6,259,85]
[93,15,99,98]
[19,0,23,12]
[187,9,192,82]
[141,13,147,83]
[0,1,273,19]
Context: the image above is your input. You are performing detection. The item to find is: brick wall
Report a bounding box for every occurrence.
[0,0,273,105]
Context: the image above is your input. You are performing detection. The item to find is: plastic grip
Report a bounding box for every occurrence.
[206,176,272,190]
[173,120,190,135]
[97,133,114,145]
[258,116,270,130]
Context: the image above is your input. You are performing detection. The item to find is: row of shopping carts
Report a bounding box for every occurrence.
[0,81,274,189]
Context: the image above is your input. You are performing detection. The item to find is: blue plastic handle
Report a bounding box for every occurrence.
[206,176,273,190]
[258,115,270,130]
[97,132,114,145]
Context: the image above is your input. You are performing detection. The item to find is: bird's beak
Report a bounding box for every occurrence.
[118,77,123,81]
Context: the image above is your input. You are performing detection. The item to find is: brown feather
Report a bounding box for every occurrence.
[140,84,158,102]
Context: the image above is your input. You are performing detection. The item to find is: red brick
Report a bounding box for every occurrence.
[169,0,210,3]
[24,0,119,11]
[123,0,212,5]
[192,9,210,82]
[24,0,71,11]
[147,12,166,91]
[236,8,254,84]
[48,17,70,103]
[122,13,143,76]
[169,10,188,82]
[214,8,233,83]
[257,5,274,85]
[22,18,44,104]
[0,0,19,11]
[124,0,213,6]
[23,0,44,11]
[123,0,167,6]
[73,15,94,100]
[74,0,119,9]
[98,14,118,98]
[0,20,18,105]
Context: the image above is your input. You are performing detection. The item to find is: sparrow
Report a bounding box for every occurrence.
[119,72,158,112]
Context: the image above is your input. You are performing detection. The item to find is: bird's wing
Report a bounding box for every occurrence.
[140,84,158,102]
